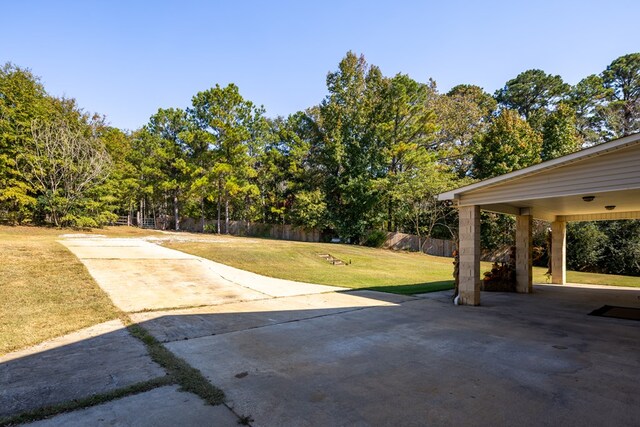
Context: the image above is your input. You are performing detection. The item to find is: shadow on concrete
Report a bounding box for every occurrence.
[2,284,640,425]
[361,280,454,295]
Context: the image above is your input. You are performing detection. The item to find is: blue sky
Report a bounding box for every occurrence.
[2,0,638,130]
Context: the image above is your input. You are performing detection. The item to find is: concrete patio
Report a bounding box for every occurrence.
[164,283,640,426]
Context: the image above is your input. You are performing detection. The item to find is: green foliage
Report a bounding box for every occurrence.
[21,117,112,226]
[541,103,581,160]
[362,229,387,247]
[314,52,389,240]
[567,222,606,272]
[380,74,441,232]
[495,69,570,121]
[390,147,457,239]
[290,189,327,229]
[480,213,515,250]
[566,53,640,143]
[566,221,640,276]
[203,223,217,233]
[0,63,46,223]
[472,109,542,179]
[601,53,640,138]
[567,74,611,143]
[0,63,118,227]
[437,84,496,177]
[596,220,640,275]
[189,84,264,230]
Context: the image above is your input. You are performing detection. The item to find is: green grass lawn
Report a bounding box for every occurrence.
[165,236,457,294]
[165,234,640,291]
[0,225,159,355]
[535,267,640,287]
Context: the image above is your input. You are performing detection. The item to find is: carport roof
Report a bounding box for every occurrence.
[438,132,640,222]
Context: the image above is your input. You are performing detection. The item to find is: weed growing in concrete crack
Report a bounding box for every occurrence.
[238,414,254,425]
[0,377,172,427]
[125,323,225,405]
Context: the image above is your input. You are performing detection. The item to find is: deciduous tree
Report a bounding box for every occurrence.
[472,109,542,179]
[541,102,581,160]
[22,118,111,226]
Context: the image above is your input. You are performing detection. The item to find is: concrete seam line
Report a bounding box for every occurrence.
[155,305,379,344]
[218,305,377,336]
[1,317,233,426]
[197,259,273,298]
[0,377,172,427]
[122,319,227,406]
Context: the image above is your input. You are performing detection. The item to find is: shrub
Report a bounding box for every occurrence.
[363,230,387,248]
[567,222,605,272]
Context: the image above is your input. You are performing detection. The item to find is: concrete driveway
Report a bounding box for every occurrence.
[2,235,639,426]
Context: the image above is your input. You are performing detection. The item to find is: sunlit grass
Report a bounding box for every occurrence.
[166,234,640,290]
[165,235,457,293]
[0,226,124,355]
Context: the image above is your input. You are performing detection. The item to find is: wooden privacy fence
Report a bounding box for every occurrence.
[383,232,455,257]
[177,219,321,242]
[173,218,461,257]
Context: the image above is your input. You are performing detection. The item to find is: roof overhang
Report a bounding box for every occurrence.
[439,133,640,222]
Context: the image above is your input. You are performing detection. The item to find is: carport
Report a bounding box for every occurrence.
[439,132,640,305]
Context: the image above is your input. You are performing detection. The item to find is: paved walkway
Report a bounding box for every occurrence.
[2,235,639,426]
[59,237,346,312]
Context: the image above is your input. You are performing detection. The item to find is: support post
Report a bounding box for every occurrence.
[515,214,533,293]
[551,221,566,285]
[458,205,481,305]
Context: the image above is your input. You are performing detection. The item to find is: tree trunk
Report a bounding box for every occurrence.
[217,181,222,234]
[174,192,179,231]
[201,198,205,233]
[415,211,422,253]
[225,197,229,234]
[138,199,143,228]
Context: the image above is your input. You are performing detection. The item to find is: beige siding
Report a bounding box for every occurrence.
[459,145,640,206]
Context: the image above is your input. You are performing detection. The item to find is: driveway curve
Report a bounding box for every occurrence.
[60,236,347,313]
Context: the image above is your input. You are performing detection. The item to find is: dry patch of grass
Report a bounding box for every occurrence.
[0,226,121,355]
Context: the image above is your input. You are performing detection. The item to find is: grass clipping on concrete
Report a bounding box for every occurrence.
[0,226,121,355]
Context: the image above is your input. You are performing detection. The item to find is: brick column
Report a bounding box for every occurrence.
[515,214,533,293]
[458,205,481,305]
[551,221,566,284]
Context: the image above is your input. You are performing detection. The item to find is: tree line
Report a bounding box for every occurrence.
[1,52,639,273]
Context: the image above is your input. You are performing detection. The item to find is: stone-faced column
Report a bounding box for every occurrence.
[458,205,481,305]
[551,221,567,285]
[515,214,533,293]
